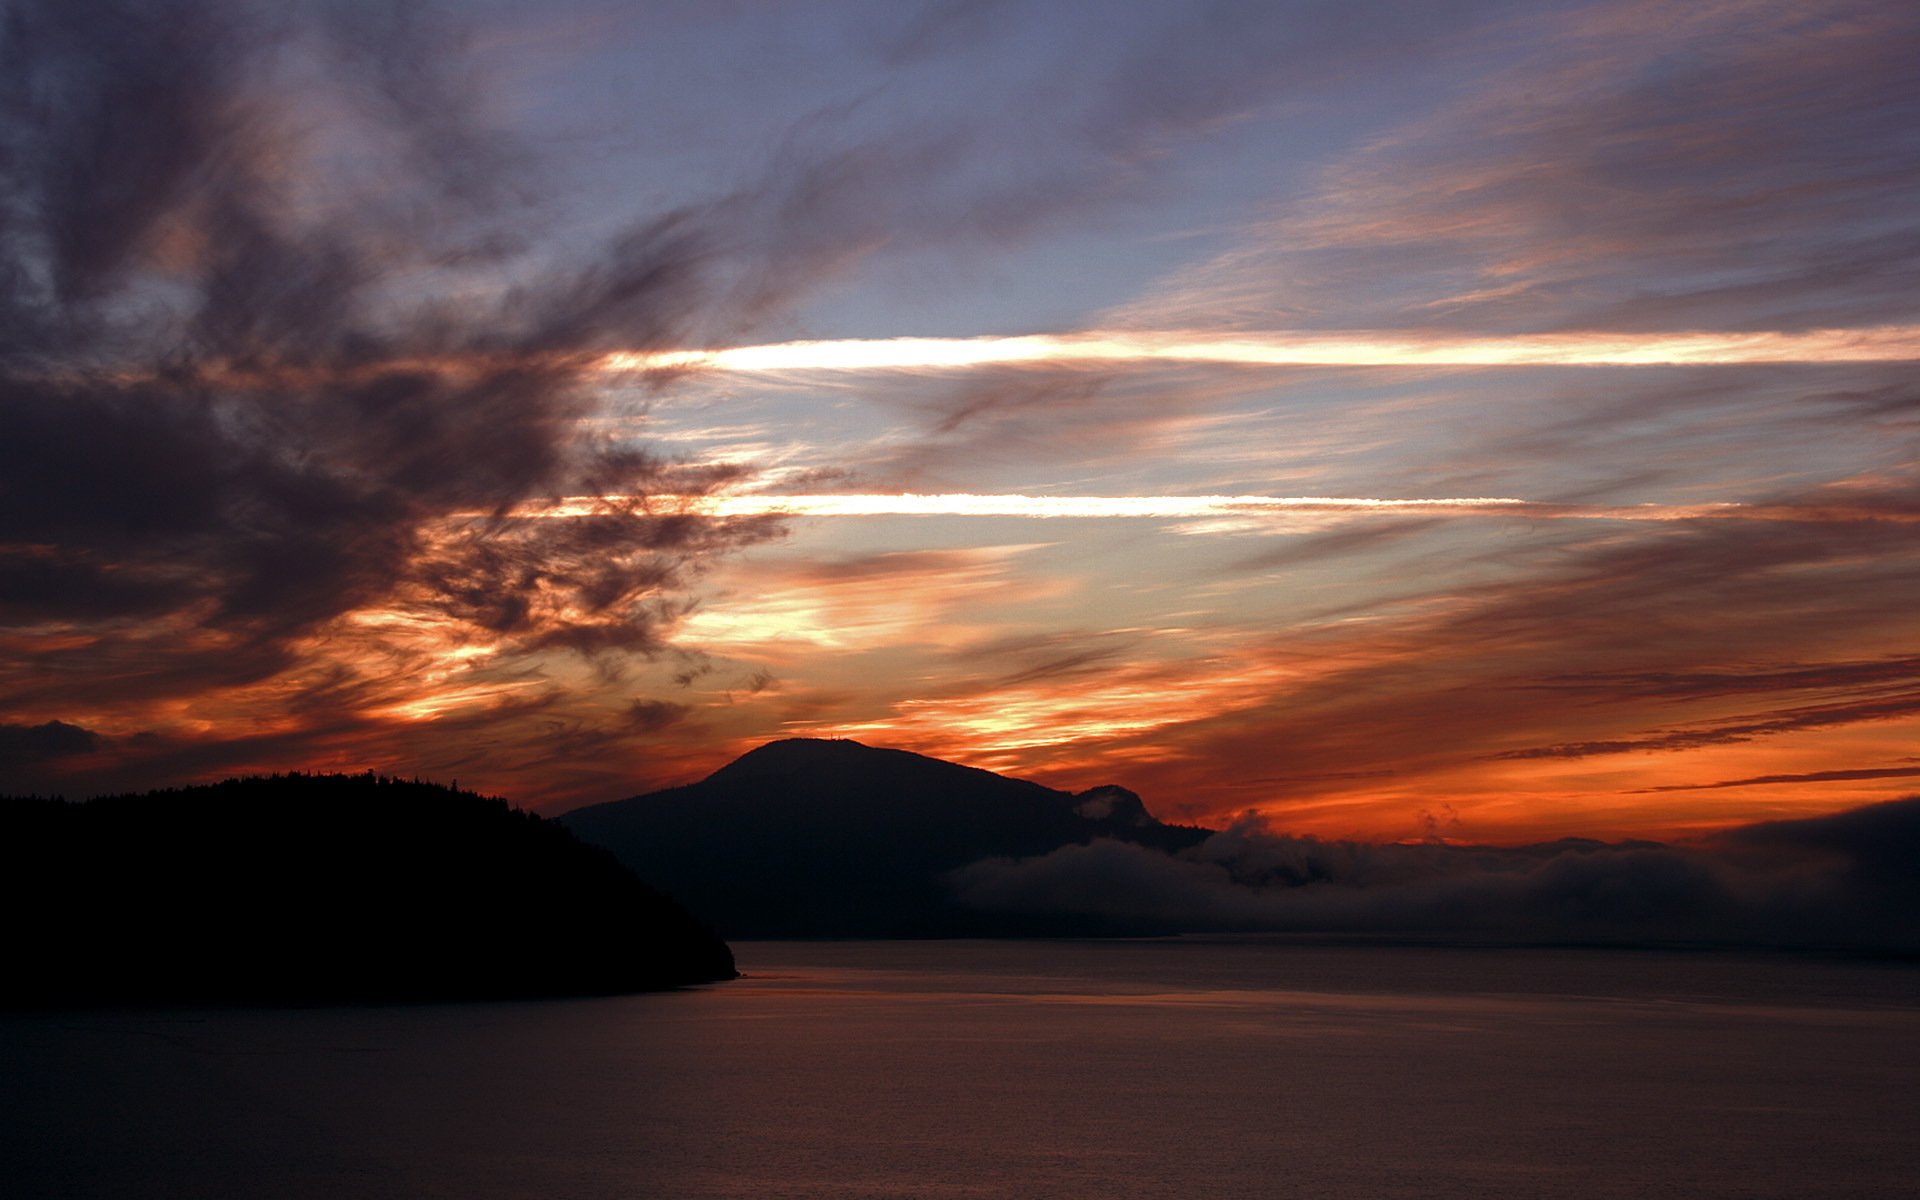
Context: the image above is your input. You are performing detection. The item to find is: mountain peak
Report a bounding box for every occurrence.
[564,740,1211,937]
[705,737,874,781]
[703,737,1020,795]
[1072,784,1154,828]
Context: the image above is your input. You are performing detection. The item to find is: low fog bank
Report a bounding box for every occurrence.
[949,796,1920,954]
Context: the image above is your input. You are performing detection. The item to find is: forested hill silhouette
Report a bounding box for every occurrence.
[561,738,1212,938]
[2,774,736,1008]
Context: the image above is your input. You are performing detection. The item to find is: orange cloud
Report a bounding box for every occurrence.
[638,476,1920,844]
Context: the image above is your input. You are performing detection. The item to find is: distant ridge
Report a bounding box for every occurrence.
[2,773,737,1007]
[561,738,1211,938]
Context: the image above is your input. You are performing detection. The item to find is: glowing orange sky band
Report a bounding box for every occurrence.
[605,325,1920,372]
[519,494,1920,523]
[701,494,1529,518]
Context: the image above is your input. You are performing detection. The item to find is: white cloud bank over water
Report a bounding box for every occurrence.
[949,796,1920,953]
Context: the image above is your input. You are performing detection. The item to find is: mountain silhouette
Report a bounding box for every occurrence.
[561,738,1211,937]
[2,773,736,1007]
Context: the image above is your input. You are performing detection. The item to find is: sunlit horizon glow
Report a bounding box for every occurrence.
[604,325,1920,374]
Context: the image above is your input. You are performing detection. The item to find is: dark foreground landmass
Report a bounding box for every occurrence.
[562,737,1213,938]
[1,774,736,1007]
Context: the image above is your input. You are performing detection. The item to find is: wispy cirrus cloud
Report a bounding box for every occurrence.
[1637,763,1920,794]
[630,0,1920,841]
[1127,481,1920,834]
[744,471,1920,838]
[1119,0,1920,336]
[1493,691,1920,761]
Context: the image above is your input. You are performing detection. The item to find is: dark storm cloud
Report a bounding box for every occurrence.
[0,720,100,768]
[949,797,1920,953]
[0,0,790,748]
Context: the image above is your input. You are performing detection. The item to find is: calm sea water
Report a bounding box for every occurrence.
[5,939,1917,1199]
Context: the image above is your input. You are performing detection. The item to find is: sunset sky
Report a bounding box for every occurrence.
[3,0,1918,843]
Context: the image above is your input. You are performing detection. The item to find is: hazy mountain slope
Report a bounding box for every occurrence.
[561,738,1210,937]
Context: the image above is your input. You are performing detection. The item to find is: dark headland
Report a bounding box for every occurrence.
[561,737,1212,938]
[2,774,736,1008]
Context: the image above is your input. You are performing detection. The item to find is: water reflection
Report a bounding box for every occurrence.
[5,940,1917,1198]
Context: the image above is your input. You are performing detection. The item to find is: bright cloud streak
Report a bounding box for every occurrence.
[511,493,1920,524]
[605,325,1920,373]
[705,494,1530,518]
